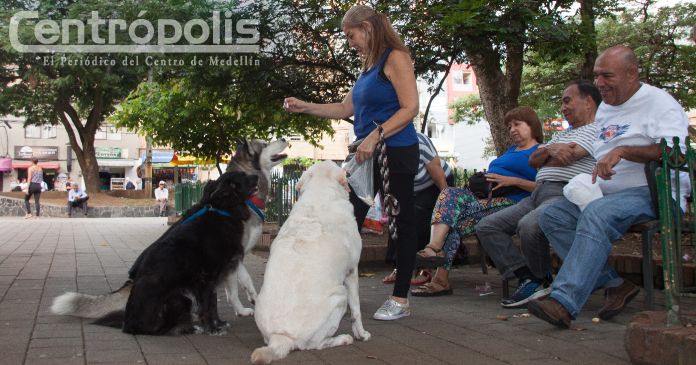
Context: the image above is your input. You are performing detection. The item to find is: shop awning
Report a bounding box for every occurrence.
[152,163,175,168]
[12,161,60,169]
[97,159,140,167]
[140,151,174,164]
[171,153,231,166]
[0,158,10,172]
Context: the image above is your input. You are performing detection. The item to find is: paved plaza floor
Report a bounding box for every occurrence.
[0,217,665,364]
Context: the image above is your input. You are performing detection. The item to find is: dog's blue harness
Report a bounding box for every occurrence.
[245,199,265,222]
[180,204,233,225]
[180,200,265,225]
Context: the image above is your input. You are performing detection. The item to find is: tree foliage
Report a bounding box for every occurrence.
[449,94,485,125]
[0,0,154,192]
[598,3,696,108]
[112,75,330,163]
[520,2,696,123]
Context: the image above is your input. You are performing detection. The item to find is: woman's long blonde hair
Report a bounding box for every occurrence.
[342,5,409,71]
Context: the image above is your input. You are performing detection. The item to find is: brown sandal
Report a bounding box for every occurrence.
[416,245,446,267]
[411,281,453,297]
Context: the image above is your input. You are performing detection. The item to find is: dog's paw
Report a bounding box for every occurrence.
[208,327,228,336]
[235,307,254,317]
[244,288,258,303]
[354,329,371,341]
[193,325,205,334]
[336,334,354,346]
[214,320,230,328]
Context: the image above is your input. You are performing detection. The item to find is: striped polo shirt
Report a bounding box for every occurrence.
[413,132,453,192]
[535,123,597,182]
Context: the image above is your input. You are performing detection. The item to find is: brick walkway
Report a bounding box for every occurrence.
[0,217,677,364]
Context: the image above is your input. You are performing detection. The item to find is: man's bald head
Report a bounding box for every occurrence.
[597,45,638,71]
[593,45,641,106]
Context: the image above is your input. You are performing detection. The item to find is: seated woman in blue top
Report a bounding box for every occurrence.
[411,106,543,296]
[284,5,419,321]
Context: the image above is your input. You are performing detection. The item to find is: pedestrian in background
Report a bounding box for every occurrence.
[24,159,43,219]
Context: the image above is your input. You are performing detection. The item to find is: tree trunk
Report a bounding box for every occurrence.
[55,90,104,194]
[579,0,598,80]
[467,42,524,156]
[77,142,101,194]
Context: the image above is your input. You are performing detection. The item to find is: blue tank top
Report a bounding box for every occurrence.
[487,144,540,202]
[352,48,417,147]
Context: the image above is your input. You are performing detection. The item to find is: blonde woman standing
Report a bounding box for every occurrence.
[284,5,419,320]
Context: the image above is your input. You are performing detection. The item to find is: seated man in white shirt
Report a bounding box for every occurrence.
[155,180,169,217]
[68,183,89,217]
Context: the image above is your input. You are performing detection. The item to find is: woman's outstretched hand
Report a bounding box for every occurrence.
[283,97,308,113]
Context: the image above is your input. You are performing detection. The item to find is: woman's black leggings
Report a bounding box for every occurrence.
[25,182,42,216]
[350,143,418,299]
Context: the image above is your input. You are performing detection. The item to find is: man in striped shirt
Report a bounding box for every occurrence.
[476,80,602,309]
[413,132,455,248]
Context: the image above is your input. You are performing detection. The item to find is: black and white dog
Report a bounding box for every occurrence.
[51,172,257,335]
[223,139,288,316]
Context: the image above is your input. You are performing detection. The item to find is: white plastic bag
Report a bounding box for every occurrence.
[563,173,603,211]
[345,157,374,206]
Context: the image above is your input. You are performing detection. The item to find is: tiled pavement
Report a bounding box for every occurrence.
[0,217,679,364]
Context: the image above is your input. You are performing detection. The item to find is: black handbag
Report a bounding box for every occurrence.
[468,172,524,199]
[467,172,490,199]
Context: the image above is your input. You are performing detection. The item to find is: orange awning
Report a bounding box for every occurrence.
[171,153,231,166]
[12,161,60,169]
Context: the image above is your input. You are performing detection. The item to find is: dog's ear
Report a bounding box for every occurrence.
[296,170,312,192]
[337,168,350,192]
[235,139,249,154]
[201,178,219,202]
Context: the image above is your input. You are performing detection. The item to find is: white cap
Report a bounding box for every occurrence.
[159,180,165,185]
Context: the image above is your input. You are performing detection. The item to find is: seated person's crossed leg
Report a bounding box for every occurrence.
[412,187,516,296]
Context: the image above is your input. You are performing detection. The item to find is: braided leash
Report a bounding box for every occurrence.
[375,123,399,241]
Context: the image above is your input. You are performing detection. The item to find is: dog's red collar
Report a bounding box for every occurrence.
[248,195,265,210]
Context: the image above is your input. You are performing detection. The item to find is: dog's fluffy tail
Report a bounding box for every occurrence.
[50,281,132,319]
[250,334,295,364]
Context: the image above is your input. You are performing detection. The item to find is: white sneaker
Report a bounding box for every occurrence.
[373,298,410,321]
[24,214,32,219]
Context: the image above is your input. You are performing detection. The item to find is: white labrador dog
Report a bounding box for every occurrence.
[251,161,370,364]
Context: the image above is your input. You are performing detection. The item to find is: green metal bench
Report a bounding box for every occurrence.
[656,136,696,326]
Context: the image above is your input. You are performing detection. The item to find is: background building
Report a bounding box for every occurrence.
[0,116,142,192]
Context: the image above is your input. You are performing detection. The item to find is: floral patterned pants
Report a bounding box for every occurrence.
[431,187,516,269]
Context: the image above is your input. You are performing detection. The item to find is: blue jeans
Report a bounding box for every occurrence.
[539,186,655,318]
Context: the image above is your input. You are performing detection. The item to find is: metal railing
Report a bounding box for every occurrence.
[656,136,696,326]
[453,167,475,188]
[174,167,479,225]
[266,170,301,225]
[174,181,204,214]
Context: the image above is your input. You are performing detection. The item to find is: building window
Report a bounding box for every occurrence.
[24,125,57,139]
[95,125,122,140]
[452,70,473,92]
